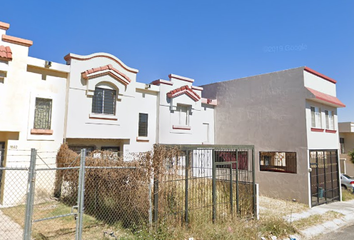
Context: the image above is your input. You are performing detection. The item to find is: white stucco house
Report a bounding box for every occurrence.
[0,20,347,207]
[0,21,69,204]
[0,21,217,205]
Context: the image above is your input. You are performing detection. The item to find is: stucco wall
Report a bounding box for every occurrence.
[65,54,160,155]
[305,100,339,150]
[202,67,311,204]
[339,132,354,176]
[156,78,215,145]
[0,29,68,205]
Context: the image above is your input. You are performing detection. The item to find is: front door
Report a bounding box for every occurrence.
[310,150,340,207]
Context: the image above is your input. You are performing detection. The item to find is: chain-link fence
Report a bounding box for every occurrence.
[0,149,32,240]
[0,144,256,239]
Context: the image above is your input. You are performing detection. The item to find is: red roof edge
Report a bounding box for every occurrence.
[304,67,337,84]
[306,87,345,108]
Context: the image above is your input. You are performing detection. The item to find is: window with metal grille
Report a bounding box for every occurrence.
[260,152,297,173]
[34,98,52,129]
[92,87,116,114]
[138,113,148,137]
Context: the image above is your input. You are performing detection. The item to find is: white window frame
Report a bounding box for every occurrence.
[310,106,322,129]
[177,104,190,126]
[325,110,335,130]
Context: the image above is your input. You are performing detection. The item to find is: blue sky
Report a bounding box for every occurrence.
[2,0,353,121]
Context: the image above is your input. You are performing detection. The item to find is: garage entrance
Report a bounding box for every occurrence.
[310,150,340,207]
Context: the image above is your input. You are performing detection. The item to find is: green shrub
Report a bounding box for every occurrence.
[349,149,354,164]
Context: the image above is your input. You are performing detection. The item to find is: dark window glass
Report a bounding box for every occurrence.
[138,113,148,137]
[92,87,116,114]
[216,151,248,170]
[259,152,297,173]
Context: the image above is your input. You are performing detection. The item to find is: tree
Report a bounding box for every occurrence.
[349,149,354,164]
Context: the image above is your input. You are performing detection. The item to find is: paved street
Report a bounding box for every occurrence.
[318,223,354,239]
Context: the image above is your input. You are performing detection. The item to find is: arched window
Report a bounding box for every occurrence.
[91,86,116,115]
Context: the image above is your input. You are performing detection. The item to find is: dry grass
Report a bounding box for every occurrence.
[342,188,354,201]
[292,211,344,230]
[259,196,308,217]
[1,200,133,240]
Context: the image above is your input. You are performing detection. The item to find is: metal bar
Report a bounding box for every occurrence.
[252,147,256,217]
[85,166,137,169]
[215,162,233,166]
[36,153,52,169]
[153,171,159,222]
[0,167,29,170]
[212,149,216,223]
[148,178,153,225]
[75,149,86,240]
[160,144,254,150]
[185,150,189,225]
[23,148,37,240]
[236,150,239,215]
[229,163,233,215]
[324,152,327,203]
[33,213,76,223]
[35,167,80,171]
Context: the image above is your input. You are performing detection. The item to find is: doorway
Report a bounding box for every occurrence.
[310,150,340,207]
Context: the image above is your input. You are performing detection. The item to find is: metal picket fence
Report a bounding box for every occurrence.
[153,145,256,226]
[0,144,256,240]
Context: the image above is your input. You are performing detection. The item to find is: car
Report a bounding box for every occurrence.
[340,173,354,190]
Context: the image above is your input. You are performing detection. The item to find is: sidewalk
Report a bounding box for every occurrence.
[0,208,23,240]
[284,199,354,239]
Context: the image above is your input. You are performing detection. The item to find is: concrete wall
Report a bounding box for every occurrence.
[202,67,311,204]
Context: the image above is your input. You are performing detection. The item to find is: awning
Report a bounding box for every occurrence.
[306,87,345,108]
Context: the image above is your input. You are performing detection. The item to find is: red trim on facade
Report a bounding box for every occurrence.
[0,45,12,61]
[0,22,10,30]
[325,129,337,133]
[311,128,324,132]
[167,85,201,102]
[168,74,194,83]
[30,129,53,135]
[191,86,203,91]
[82,64,131,85]
[136,137,149,142]
[64,54,138,73]
[306,87,346,108]
[201,98,218,106]
[172,125,191,130]
[2,34,33,47]
[89,116,118,121]
[151,79,173,86]
[304,67,336,84]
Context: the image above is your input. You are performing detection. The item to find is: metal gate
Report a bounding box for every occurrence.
[156,145,256,224]
[309,150,340,207]
[23,149,86,240]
